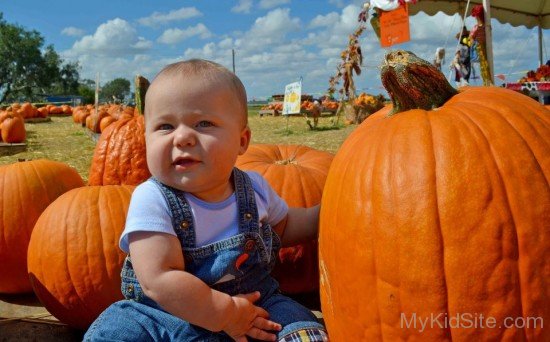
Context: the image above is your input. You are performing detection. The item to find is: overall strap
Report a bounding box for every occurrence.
[232,168,260,235]
[150,178,196,248]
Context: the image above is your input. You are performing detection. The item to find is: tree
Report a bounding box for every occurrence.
[0,13,81,103]
[100,78,130,103]
[58,61,81,95]
[78,79,96,104]
[0,13,48,102]
[43,45,81,95]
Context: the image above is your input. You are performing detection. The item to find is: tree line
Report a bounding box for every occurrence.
[0,13,130,105]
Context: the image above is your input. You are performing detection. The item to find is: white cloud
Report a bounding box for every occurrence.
[309,12,340,28]
[61,27,85,37]
[157,24,212,44]
[329,0,343,6]
[232,0,253,14]
[57,4,546,100]
[259,0,291,10]
[248,8,300,40]
[67,53,178,88]
[66,18,152,58]
[137,7,202,27]
[218,37,235,49]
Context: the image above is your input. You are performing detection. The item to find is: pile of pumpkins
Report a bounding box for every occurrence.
[72,104,139,134]
[0,102,74,143]
[1,54,548,341]
[0,143,334,329]
[1,75,335,329]
[0,103,28,143]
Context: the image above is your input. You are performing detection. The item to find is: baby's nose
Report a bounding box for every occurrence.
[173,126,196,147]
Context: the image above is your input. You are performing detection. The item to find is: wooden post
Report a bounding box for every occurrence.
[538,21,544,67]
[482,0,495,85]
[232,49,236,74]
[94,72,100,117]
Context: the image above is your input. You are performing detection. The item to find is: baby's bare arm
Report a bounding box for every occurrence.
[273,204,320,247]
[129,231,234,331]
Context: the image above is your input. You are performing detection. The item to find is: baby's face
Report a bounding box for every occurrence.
[144,74,250,202]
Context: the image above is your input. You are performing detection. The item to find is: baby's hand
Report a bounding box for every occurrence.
[224,291,282,342]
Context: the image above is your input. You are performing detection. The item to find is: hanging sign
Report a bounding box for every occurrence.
[379,4,410,47]
[282,81,301,115]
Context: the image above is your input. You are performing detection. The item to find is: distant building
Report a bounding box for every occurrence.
[44,95,84,106]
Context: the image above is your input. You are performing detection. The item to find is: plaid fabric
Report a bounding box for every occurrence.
[278,328,329,342]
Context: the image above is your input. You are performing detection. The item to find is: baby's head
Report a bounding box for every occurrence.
[144,59,251,201]
[145,59,248,127]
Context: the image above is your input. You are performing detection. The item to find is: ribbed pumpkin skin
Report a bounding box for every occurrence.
[236,144,334,294]
[0,160,84,293]
[319,87,550,341]
[88,115,150,185]
[27,185,135,329]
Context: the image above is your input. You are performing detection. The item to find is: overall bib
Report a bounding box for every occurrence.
[84,169,326,341]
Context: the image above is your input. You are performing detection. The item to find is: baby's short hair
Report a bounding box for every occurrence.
[152,59,248,125]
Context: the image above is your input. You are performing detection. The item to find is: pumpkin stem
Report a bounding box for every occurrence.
[134,75,150,116]
[275,158,297,165]
[380,50,457,116]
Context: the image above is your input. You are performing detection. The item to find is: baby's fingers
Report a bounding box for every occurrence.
[246,327,278,341]
[253,316,282,332]
[253,306,271,319]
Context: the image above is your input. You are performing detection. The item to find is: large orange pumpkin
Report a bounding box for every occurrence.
[319,51,550,341]
[88,76,150,185]
[0,160,84,293]
[236,144,333,298]
[27,185,135,329]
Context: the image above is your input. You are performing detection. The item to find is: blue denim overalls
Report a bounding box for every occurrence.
[84,168,325,341]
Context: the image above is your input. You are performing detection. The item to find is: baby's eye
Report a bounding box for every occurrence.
[157,123,173,131]
[196,121,214,128]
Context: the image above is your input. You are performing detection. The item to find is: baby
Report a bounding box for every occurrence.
[84,59,328,342]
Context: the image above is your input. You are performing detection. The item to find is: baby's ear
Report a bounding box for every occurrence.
[239,125,251,155]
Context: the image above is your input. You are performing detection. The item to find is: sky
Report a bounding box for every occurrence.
[2,0,549,100]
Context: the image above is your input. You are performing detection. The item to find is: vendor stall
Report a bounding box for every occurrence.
[505,81,550,104]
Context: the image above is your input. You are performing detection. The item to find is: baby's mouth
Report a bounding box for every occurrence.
[173,157,200,169]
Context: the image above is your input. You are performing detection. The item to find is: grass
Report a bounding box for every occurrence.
[0,116,96,182]
[247,108,357,153]
[0,108,358,182]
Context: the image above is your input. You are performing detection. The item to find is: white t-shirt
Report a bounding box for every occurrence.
[119,171,288,253]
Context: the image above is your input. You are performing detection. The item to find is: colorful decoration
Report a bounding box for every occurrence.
[469,4,492,86]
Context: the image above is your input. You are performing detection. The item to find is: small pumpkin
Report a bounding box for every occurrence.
[319,50,550,341]
[0,113,26,143]
[0,160,84,293]
[236,144,333,299]
[27,185,135,329]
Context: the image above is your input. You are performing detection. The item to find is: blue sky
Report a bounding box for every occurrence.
[2,0,548,100]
